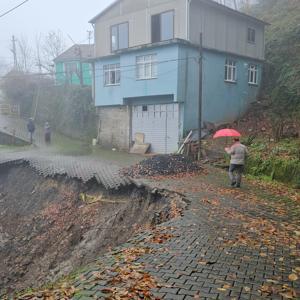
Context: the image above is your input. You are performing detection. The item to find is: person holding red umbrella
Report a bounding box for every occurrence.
[213,129,248,188]
[225,137,248,188]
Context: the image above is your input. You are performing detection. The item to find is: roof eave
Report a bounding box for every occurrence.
[89,0,120,24]
[199,0,269,26]
[89,0,269,26]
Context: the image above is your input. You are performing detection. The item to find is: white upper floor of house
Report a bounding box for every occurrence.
[90,0,267,61]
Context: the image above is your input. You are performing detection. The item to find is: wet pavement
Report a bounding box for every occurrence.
[0,150,132,190]
[1,115,300,299]
[58,169,300,299]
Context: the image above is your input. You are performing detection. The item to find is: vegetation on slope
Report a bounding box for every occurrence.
[249,0,300,138]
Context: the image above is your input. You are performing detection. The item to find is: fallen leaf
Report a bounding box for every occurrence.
[288,273,298,281]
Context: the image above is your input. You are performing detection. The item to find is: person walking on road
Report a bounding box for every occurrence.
[27,118,35,144]
[225,137,248,188]
[44,122,51,145]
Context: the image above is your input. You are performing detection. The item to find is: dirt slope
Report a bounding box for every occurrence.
[0,165,185,295]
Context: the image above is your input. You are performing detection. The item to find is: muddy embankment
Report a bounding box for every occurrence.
[0,165,186,295]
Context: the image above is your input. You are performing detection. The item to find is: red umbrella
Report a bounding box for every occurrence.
[213,129,241,139]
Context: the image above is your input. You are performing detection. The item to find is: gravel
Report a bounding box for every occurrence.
[123,154,201,177]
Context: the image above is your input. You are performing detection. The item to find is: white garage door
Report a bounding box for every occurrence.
[132,103,179,154]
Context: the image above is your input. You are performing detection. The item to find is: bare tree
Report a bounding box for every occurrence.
[41,30,67,74]
[35,33,43,73]
[17,36,34,72]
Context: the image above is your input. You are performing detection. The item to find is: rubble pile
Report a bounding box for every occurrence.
[123,154,201,177]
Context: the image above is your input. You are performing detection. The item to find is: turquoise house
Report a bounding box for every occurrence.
[90,0,267,153]
[54,44,94,86]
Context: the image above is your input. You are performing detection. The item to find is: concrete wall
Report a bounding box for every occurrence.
[95,41,262,135]
[177,45,262,132]
[0,132,29,146]
[93,0,187,57]
[189,1,265,60]
[202,50,262,124]
[94,43,180,106]
[55,61,92,86]
[92,0,265,60]
[97,105,131,150]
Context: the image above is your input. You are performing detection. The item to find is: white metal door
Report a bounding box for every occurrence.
[132,103,179,154]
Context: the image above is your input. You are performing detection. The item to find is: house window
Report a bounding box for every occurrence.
[224,59,237,83]
[248,64,258,85]
[65,62,78,75]
[151,11,174,43]
[247,28,256,44]
[111,22,129,52]
[136,54,158,80]
[104,63,120,86]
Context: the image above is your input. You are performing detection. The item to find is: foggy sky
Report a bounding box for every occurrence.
[0,0,114,67]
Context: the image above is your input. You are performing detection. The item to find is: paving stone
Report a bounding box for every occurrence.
[178,288,198,296]
[164,294,185,300]
[159,287,179,294]
[2,147,297,300]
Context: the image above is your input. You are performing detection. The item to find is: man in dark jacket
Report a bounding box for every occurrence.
[27,118,35,144]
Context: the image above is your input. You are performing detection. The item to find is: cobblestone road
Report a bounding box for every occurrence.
[68,169,300,300]
[1,143,299,299]
[0,151,131,190]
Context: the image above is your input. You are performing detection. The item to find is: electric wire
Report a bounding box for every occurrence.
[0,0,30,18]
[0,56,199,80]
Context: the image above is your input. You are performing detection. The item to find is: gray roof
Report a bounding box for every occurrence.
[54,44,94,62]
[89,0,268,26]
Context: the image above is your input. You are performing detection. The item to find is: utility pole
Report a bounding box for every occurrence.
[11,35,18,69]
[87,30,93,45]
[198,33,203,160]
[76,46,84,87]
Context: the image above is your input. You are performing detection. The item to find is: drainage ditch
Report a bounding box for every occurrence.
[0,165,186,295]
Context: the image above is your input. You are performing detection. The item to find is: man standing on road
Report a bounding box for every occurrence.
[27,118,35,144]
[225,138,248,188]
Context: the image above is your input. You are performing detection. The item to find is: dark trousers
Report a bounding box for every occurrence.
[229,164,244,186]
[45,132,51,144]
[29,132,34,144]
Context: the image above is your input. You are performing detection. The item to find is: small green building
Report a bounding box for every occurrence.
[54,44,94,86]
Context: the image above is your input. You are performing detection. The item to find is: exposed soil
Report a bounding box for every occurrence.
[0,165,186,295]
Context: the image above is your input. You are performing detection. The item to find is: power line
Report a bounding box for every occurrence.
[0,56,199,80]
[0,0,30,19]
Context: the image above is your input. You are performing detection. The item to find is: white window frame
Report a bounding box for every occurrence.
[136,54,158,80]
[225,59,237,83]
[111,22,129,52]
[248,64,258,85]
[104,63,120,86]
